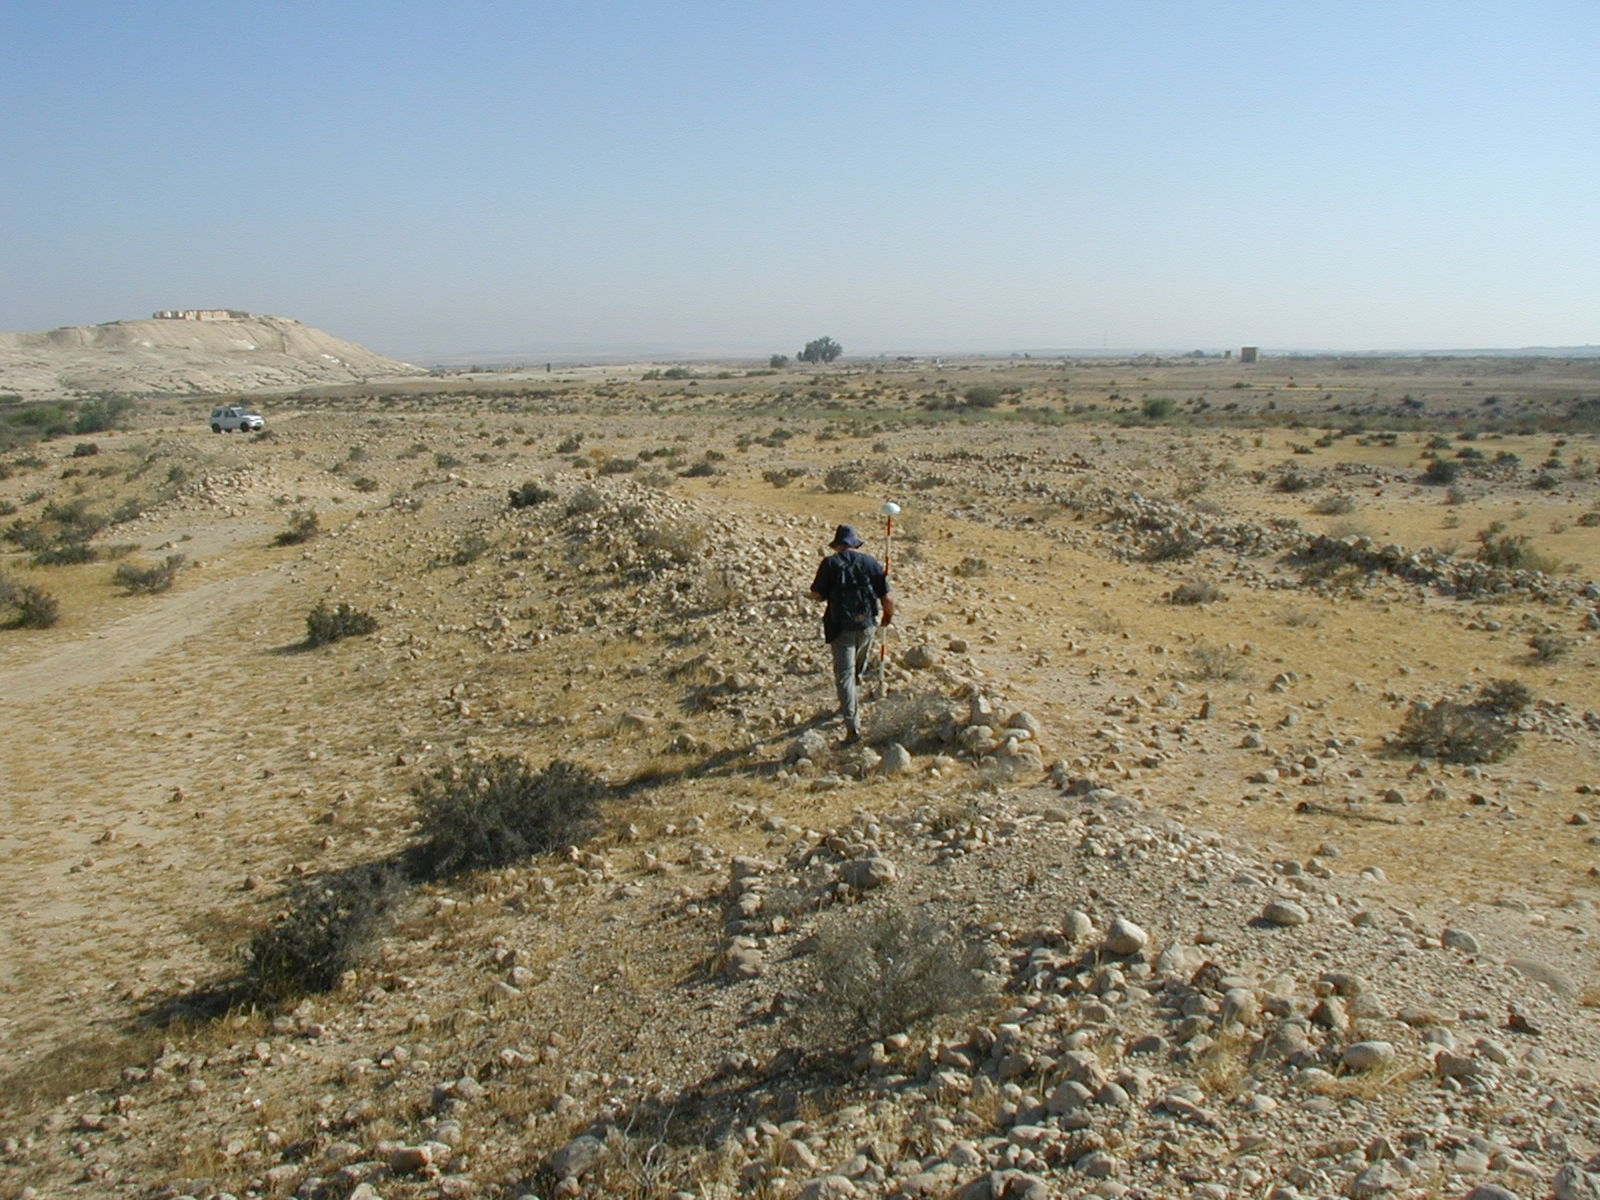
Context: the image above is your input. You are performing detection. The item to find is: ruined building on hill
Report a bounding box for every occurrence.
[151,308,253,321]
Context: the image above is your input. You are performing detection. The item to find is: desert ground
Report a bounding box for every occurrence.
[1,354,1598,1200]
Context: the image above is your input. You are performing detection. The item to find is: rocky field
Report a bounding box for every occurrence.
[1,356,1598,1200]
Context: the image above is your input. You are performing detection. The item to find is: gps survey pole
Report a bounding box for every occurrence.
[876,501,900,698]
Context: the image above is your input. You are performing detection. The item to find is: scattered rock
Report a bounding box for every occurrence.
[1261,899,1311,927]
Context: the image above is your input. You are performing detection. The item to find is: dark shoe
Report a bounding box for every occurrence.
[840,729,861,746]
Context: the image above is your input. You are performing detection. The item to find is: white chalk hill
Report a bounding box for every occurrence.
[0,314,427,396]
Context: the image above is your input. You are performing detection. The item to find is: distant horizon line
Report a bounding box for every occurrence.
[405,342,1600,366]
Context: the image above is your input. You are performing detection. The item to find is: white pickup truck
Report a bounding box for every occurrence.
[209,405,264,433]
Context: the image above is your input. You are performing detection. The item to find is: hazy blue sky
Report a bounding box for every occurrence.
[3,1,1595,359]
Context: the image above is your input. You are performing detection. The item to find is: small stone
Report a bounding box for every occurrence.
[1220,987,1259,1027]
[389,1145,433,1174]
[840,857,897,891]
[1064,910,1095,941]
[1103,917,1149,956]
[877,743,914,775]
[1435,1050,1482,1079]
[550,1133,606,1179]
[795,1175,857,1200]
[780,1139,819,1171]
[1342,1041,1396,1072]
[1442,926,1480,953]
[1351,1161,1403,1197]
[1261,899,1310,927]
[1551,1163,1600,1200]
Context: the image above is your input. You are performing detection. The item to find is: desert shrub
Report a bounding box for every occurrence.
[953,556,990,578]
[808,902,990,1040]
[1577,510,1600,527]
[110,497,145,524]
[701,567,741,611]
[1186,643,1246,681]
[113,553,186,595]
[274,510,320,546]
[33,541,97,566]
[565,485,604,516]
[1475,530,1558,573]
[762,467,807,488]
[42,498,108,539]
[637,521,706,565]
[1139,529,1200,562]
[409,756,603,879]
[680,458,718,478]
[71,396,133,436]
[351,476,380,493]
[823,466,863,494]
[444,532,491,566]
[1274,470,1314,493]
[0,577,60,628]
[964,385,1003,408]
[246,863,408,999]
[71,442,100,458]
[3,519,49,552]
[1420,459,1462,486]
[434,452,463,469]
[556,434,583,454]
[1312,494,1355,516]
[597,456,638,476]
[1391,700,1517,764]
[1141,396,1177,420]
[508,481,556,508]
[305,600,378,647]
[1476,678,1532,717]
[1528,632,1572,662]
[1169,578,1223,605]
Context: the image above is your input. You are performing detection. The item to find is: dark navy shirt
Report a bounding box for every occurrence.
[810,549,889,642]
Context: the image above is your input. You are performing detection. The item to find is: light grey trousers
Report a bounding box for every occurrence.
[829,626,877,733]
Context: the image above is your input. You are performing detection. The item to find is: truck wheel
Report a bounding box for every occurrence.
[212,424,222,433]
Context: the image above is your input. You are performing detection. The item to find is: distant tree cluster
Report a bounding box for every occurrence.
[798,337,843,364]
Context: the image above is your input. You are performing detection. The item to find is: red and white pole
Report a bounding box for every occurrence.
[878,501,900,694]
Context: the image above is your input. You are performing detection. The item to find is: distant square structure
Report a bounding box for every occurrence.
[1239,346,1259,363]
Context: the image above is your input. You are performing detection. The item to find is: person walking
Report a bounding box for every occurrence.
[809,523,894,744]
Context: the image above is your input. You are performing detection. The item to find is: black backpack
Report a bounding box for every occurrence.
[831,551,878,633]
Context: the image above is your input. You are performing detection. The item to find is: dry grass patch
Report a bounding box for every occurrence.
[1185,643,1248,682]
